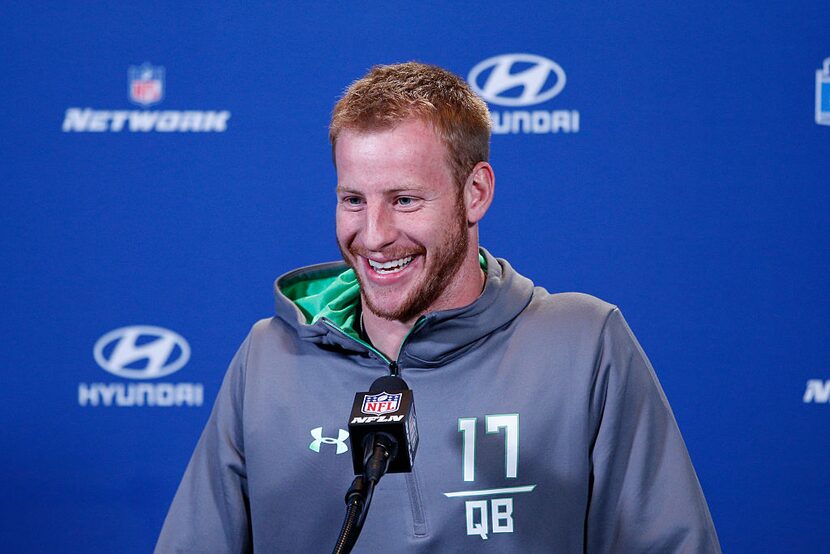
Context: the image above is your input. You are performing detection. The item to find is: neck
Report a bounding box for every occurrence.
[361,245,485,360]
[361,309,417,361]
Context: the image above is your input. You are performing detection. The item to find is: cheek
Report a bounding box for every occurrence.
[335,212,357,243]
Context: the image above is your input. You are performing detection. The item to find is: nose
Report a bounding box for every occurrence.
[363,203,397,252]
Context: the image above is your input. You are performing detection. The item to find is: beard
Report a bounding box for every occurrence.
[338,194,469,322]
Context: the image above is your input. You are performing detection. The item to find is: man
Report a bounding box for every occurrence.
[157,62,721,552]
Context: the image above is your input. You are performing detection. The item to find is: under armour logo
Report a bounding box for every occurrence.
[309,427,349,454]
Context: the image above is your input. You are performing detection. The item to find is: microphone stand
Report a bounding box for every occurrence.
[332,433,398,554]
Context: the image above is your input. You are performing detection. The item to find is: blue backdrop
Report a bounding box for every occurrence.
[2,3,828,552]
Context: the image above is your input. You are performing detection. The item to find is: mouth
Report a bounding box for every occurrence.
[366,255,414,275]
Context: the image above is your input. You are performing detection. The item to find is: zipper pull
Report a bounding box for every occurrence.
[388,361,399,376]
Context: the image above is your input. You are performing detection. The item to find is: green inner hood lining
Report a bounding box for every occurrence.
[281,267,362,340]
[280,253,488,342]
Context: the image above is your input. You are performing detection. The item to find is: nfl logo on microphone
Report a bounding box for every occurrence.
[129,62,164,107]
[362,392,402,415]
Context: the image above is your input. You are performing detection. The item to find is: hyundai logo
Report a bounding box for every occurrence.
[468,53,567,107]
[93,325,190,380]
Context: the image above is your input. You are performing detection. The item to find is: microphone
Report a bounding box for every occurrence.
[348,375,418,476]
[333,375,419,553]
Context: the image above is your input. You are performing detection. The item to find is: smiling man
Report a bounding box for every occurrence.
[334,117,491,358]
[157,62,721,553]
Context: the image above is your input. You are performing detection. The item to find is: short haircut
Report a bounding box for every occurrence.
[329,61,491,188]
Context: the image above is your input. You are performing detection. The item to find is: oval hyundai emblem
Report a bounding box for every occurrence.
[93,325,190,379]
[468,53,567,107]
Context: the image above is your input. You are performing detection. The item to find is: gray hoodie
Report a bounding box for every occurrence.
[156,249,721,553]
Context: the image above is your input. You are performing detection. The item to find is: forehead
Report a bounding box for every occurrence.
[334,118,452,180]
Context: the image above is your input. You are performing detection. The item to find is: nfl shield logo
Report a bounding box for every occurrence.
[129,63,164,107]
[362,391,402,415]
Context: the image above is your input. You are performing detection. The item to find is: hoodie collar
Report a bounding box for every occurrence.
[274,248,534,368]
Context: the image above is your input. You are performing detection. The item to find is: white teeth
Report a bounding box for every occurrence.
[368,256,413,273]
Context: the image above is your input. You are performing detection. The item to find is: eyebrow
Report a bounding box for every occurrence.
[335,185,427,195]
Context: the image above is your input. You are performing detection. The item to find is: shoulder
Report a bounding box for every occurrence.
[246,316,304,350]
[485,252,617,337]
[227,316,304,372]
[505,289,621,359]
[525,290,618,331]
[250,316,280,337]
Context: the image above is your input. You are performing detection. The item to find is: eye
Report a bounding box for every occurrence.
[341,196,363,207]
[396,197,413,206]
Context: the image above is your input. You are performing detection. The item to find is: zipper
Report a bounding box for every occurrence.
[322,316,428,376]
[389,316,427,372]
[406,469,428,537]
[321,319,391,365]
[321,316,429,537]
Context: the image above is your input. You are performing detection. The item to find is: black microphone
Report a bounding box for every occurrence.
[348,375,418,475]
[333,375,419,553]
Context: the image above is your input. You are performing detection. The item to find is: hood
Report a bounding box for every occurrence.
[273,248,534,368]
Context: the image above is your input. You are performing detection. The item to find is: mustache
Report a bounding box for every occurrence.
[346,244,425,260]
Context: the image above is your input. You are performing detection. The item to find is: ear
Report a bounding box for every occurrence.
[463,162,495,224]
